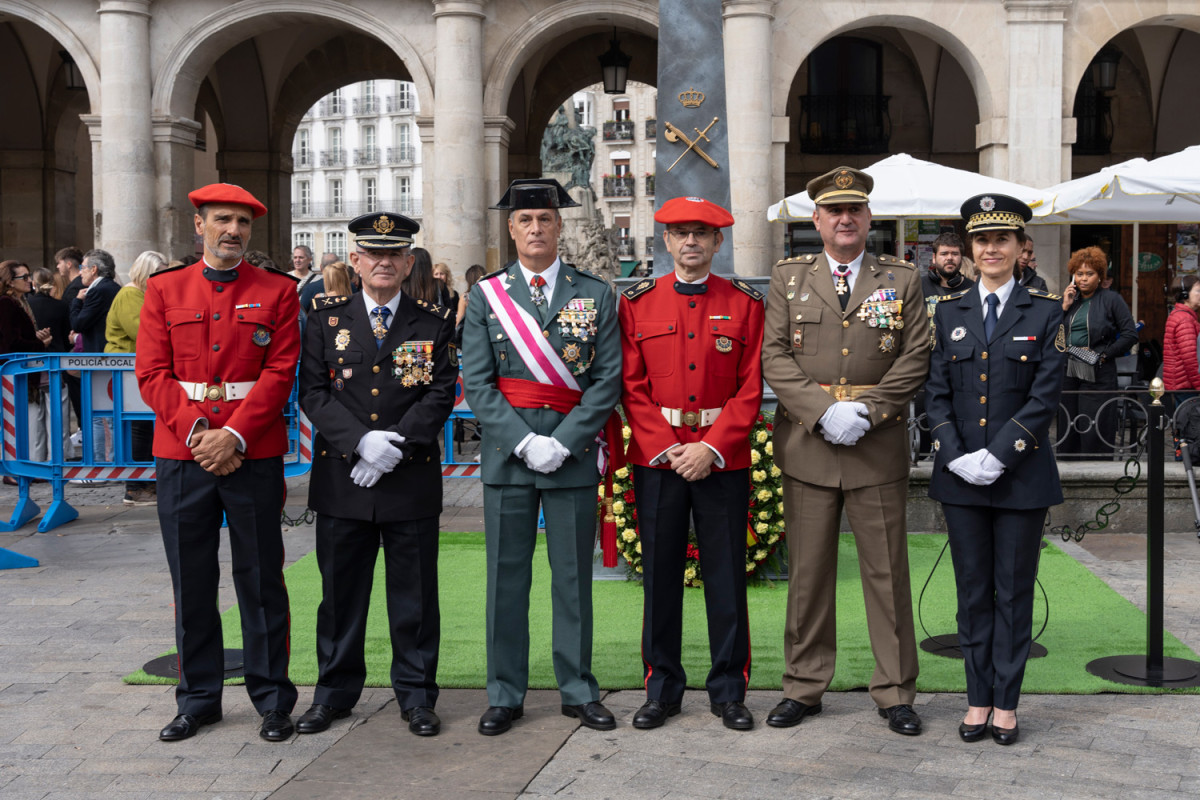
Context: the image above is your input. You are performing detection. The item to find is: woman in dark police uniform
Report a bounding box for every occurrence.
[925,194,1066,745]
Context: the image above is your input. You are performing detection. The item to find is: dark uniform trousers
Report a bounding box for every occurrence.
[312,514,440,710]
[942,504,1045,710]
[634,466,751,704]
[156,456,297,716]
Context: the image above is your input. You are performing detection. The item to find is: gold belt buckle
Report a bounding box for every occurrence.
[681,411,699,427]
[205,384,225,401]
[833,386,847,401]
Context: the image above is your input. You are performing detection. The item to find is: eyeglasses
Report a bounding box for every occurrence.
[667,228,715,242]
[12,274,31,281]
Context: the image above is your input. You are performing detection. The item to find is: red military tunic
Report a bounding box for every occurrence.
[619,273,765,469]
[136,260,300,460]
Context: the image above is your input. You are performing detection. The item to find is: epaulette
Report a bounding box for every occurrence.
[1028,287,1062,301]
[147,262,191,279]
[622,277,656,300]
[877,253,914,269]
[774,253,817,268]
[939,289,971,302]
[480,265,512,283]
[256,263,300,283]
[731,278,764,301]
[415,298,453,320]
[312,294,350,312]
[570,265,609,285]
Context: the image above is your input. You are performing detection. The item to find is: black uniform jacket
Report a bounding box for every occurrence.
[926,284,1067,510]
[299,292,456,522]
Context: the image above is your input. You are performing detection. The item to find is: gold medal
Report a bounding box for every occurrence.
[334,330,351,350]
[879,332,896,353]
[715,336,733,353]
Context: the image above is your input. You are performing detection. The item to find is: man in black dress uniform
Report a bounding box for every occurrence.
[296,211,456,736]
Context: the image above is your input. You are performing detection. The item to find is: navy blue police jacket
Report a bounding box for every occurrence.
[925,283,1067,510]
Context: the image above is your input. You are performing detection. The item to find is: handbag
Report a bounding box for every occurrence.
[1067,345,1100,365]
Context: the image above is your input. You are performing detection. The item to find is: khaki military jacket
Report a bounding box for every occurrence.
[762,252,930,490]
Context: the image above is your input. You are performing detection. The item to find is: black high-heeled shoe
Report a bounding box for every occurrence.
[991,720,1019,745]
[958,720,989,742]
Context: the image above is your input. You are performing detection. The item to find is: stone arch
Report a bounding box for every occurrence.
[152,0,432,122]
[0,1,99,106]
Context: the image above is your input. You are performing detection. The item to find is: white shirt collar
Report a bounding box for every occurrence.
[517,258,561,298]
[674,271,710,284]
[977,277,1017,317]
[362,288,402,319]
[825,250,865,291]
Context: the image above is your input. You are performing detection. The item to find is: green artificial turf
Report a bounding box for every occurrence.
[124,532,1200,694]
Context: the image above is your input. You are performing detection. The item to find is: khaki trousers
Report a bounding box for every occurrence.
[780,475,919,708]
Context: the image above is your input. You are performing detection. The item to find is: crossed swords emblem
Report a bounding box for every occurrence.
[664,117,720,171]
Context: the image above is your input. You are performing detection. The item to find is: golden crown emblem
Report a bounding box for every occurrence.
[373,215,395,235]
[678,88,705,108]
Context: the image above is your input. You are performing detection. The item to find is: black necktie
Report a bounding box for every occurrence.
[674,281,707,295]
[984,293,999,342]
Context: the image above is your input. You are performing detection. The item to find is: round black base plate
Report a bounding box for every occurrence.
[920,634,1047,660]
[1086,655,1200,687]
[142,649,245,680]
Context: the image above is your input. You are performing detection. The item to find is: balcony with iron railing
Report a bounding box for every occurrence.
[644,236,655,258]
[645,174,655,196]
[645,119,657,140]
[319,149,347,167]
[798,94,891,154]
[615,236,635,259]
[294,151,313,168]
[387,145,416,164]
[290,198,423,220]
[353,96,380,116]
[319,97,346,117]
[386,95,414,113]
[603,120,635,142]
[602,175,635,197]
[353,147,380,166]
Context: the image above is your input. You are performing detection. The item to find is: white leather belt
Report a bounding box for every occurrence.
[179,380,257,402]
[661,406,722,427]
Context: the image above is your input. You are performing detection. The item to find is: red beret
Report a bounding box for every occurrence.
[654,196,735,228]
[188,183,268,219]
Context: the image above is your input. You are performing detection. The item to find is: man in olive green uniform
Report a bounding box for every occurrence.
[761,167,930,736]
[462,179,621,736]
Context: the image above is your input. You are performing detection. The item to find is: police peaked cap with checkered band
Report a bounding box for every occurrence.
[654,196,735,228]
[349,212,420,249]
[960,193,1032,233]
[491,178,580,210]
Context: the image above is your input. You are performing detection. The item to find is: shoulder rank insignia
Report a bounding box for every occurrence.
[939,289,971,302]
[257,262,300,282]
[313,294,351,311]
[876,254,913,269]
[1028,287,1062,301]
[572,266,607,284]
[420,301,453,320]
[622,278,655,300]
[731,278,764,301]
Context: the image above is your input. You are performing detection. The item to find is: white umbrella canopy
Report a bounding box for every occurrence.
[767,153,1050,222]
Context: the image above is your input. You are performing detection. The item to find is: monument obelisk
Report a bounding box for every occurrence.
[654,0,733,275]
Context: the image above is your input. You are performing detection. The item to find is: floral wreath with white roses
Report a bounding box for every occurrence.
[603,411,786,587]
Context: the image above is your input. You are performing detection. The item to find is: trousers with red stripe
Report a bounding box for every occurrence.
[633,465,752,704]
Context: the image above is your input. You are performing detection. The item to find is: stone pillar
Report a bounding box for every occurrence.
[416,115,435,249]
[81,115,104,245]
[432,0,486,272]
[483,115,516,271]
[97,0,155,269]
[723,0,775,276]
[1003,0,1073,287]
[152,116,202,262]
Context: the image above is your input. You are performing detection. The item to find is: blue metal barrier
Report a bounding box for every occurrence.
[0,353,313,546]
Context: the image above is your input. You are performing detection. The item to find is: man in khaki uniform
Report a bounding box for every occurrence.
[761,167,930,736]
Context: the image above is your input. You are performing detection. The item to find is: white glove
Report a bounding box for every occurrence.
[350,460,384,488]
[356,430,406,471]
[818,401,872,446]
[522,435,568,473]
[948,449,1005,486]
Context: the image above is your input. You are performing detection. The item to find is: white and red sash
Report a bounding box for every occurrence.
[477,274,581,391]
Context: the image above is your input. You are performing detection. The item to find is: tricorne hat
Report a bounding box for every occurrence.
[491,178,580,211]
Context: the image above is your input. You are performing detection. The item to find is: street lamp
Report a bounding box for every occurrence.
[599,28,631,95]
[1091,45,1121,93]
[59,51,85,91]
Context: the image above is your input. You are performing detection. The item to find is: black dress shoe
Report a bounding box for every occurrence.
[260,709,295,742]
[958,721,989,743]
[296,704,351,734]
[631,700,681,729]
[711,701,754,731]
[562,701,616,731]
[765,698,822,728]
[878,704,922,736]
[402,706,440,736]
[159,711,222,741]
[478,705,522,736]
[991,721,1019,745]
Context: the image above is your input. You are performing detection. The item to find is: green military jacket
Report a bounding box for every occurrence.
[462,260,621,488]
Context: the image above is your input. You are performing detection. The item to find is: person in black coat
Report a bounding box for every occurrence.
[1058,246,1137,458]
[69,249,121,352]
[926,194,1067,746]
[27,269,71,352]
[296,212,456,737]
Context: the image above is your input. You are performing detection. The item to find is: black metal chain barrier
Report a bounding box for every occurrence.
[1049,456,1141,543]
[281,507,316,527]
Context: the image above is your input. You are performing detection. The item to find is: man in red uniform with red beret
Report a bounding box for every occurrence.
[136,183,300,743]
[618,196,765,730]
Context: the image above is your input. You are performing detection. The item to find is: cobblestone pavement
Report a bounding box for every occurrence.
[3,469,1200,799]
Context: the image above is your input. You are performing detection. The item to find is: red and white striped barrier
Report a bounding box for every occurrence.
[442,464,480,478]
[62,466,156,481]
[1,374,16,462]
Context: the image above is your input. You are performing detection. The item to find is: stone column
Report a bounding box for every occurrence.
[1002,0,1073,287]
[723,0,775,276]
[152,116,202,262]
[416,115,435,249]
[483,115,516,271]
[432,0,486,272]
[97,0,155,268]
